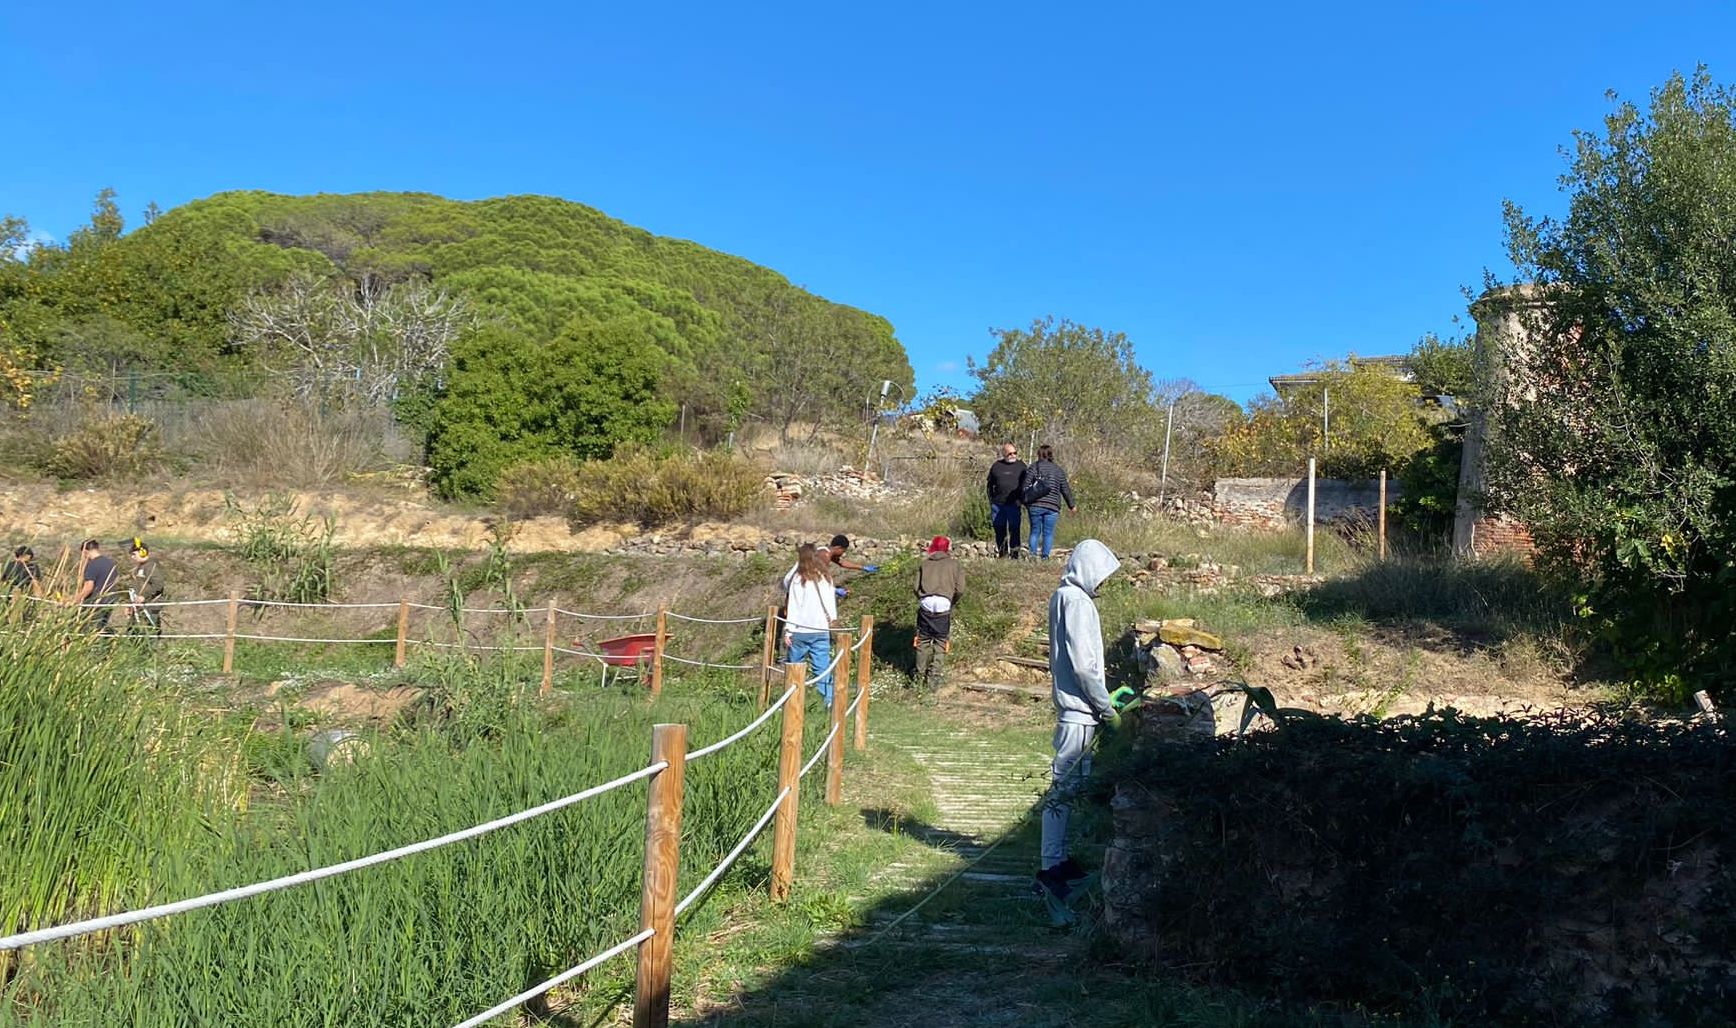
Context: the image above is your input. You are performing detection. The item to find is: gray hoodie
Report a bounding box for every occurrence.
[1049,539,1120,726]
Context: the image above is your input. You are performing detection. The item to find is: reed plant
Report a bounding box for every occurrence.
[4,640,796,1025]
[0,606,244,986]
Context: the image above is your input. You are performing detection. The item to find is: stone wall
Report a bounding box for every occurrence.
[1210,477,1397,529]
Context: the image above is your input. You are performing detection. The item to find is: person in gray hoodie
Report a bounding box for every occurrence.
[1035,538,1121,902]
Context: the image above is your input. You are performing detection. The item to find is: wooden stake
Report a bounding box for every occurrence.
[854,616,873,751]
[222,591,241,675]
[650,606,668,697]
[759,605,777,709]
[1305,458,1317,575]
[771,662,806,902]
[541,602,557,695]
[828,635,851,806]
[1378,468,1388,561]
[632,723,687,1028]
[394,598,409,669]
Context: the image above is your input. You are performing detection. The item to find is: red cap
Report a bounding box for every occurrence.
[928,535,951,553]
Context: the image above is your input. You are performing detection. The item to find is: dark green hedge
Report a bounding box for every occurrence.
[1101,708,1736,1025]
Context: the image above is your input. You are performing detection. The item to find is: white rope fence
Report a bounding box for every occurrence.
[687,683,799,763]
[405,602,547,616]
[674,787,788,917]
[233,633,391,645]
[450,927,655,1028]
[661,653,761,671]
[6,590,883,1021]
[800,723,841,780]
[666,612,763,626]
[0,761,667,951]
[555,607,654,621]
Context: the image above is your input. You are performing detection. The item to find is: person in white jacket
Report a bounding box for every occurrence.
[1035,538,1121,902]
[781,543,839,706]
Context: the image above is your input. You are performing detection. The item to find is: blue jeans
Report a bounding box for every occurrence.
[991,502,1023,556]
[1028,507,1058,558]
[786,631,833,706]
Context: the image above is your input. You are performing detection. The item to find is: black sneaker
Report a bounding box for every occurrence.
[1032,867,1072,902]
[1051,857,1089,882]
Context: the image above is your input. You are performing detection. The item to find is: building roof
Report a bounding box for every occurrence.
[1268,354,1414,394]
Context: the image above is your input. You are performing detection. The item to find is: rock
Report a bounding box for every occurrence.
[1153,643,1185,678]
[1159,624,1223,650]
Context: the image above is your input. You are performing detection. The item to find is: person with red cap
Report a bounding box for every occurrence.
[913,535,964,691]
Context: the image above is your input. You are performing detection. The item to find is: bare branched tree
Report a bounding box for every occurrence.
[228,273,474,405]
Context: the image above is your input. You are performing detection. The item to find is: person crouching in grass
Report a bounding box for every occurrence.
[913,535,963,691]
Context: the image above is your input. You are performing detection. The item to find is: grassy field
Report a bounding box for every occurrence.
[0,606,836,1026]
[2,515,1601,1026]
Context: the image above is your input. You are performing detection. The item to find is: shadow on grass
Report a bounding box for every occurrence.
[859,806,981,853]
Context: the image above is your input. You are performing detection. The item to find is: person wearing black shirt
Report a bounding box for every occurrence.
[985,443,1028,558]
[2,545,41,598]
[73,538,121,632]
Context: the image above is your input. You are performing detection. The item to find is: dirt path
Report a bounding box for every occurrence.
[689,707,1116,1027]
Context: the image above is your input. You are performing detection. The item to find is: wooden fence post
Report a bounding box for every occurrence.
[222,590,240,675]
[828,635,851,806]
[759,605,777,709]
[541,602,557,695]
[649,606,668,697]
[394,598,409,669]
[771,662,806,902]
[1378,468,1388,561]
[854,615,874,751]
[632,723,687,1028]
[1305,457,1317,575]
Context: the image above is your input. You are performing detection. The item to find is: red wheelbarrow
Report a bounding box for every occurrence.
[577,632,671,688]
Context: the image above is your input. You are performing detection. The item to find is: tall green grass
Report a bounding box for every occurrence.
[0,608,243,984]
[3,641,799,1025]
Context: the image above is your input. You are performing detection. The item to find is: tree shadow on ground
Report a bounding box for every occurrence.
[859,806,982,853]
[674,803,1115,1028]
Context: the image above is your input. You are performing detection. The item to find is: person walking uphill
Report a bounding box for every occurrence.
[1035,538,1120,906]
[913,535,964,691]
[782,543,839,706]
[986,443,1028,558]
[1022,444,1076,560]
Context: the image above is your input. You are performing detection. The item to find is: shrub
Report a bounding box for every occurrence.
[951,490,992,541]
[224,493,337,604]
[426,320,675,499]
[43,412,165,479]
[183,399,394,487]
[534,447,765,527]
[1101,709,1736,1023]
[495,454,584,519]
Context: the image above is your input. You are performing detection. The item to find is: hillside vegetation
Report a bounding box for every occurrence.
[0,191,912,495]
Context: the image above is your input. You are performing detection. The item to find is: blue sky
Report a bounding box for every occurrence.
[5,2,1733,403]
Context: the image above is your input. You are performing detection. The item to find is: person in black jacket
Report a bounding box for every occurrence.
[985,443,1028,558]
[1022,445,1077,560]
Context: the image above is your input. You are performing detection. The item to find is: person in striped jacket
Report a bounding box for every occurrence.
[1021,445,1077,560]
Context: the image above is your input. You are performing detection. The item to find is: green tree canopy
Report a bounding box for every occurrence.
[0,189,914,488]
[1209,362,1435,479]
[426,318,675,498]
[968,316,1159,448]
[1488,69,1736,690]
